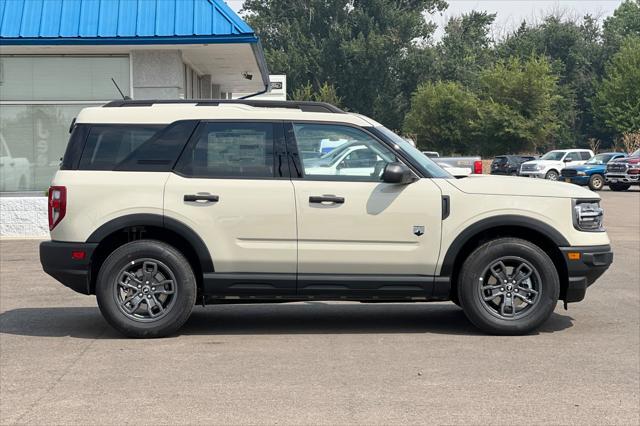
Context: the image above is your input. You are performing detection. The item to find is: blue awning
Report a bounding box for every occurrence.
[0,0,256,44]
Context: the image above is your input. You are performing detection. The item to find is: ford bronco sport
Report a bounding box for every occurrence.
[40,100,613,337]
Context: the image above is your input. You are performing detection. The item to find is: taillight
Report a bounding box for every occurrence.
[48,186,67,230]
[473,160,483,174]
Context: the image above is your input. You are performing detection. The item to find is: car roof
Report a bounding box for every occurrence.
[75,100,377,127]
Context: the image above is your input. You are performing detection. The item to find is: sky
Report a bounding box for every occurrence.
[226,0,623,40]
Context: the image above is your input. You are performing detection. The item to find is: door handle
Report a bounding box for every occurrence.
[184,194,219,202]
[309,195,345,204]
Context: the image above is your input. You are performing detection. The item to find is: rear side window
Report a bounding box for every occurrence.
[76,121,197,171]
[175,122,275,178]
[580,151,592,160]
[78,125,162,170]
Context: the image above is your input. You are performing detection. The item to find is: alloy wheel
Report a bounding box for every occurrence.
[477,257,541,320]
[113,258,178,322]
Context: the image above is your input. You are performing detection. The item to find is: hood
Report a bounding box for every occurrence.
[610,156,640,165]
[447,175,597,199]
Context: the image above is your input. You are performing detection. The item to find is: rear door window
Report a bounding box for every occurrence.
[174,122,275,178]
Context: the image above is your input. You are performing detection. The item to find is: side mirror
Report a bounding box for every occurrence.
[564,158,572,163]
[381,162,417,184]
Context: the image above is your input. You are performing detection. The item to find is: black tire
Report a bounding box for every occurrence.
[545,170,559,181]
[96,240,197,338]
[458,238,559,335]
[588,174,605,191]
[609,182,630,191]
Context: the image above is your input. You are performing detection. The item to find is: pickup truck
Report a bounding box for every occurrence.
[421,152,482,176]
[605,148,640,191]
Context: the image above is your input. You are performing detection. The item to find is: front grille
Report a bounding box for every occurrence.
[561,169,578,177]
[607,163,628,173]
[521,164,538,172]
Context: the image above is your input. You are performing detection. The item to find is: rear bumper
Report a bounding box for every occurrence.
[560,245,613,303]
[40,241,97,295]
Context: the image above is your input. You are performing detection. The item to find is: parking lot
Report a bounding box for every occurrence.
[0,188,638,425]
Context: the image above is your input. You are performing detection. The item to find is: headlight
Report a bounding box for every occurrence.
[535,164,544,171]
[577,171,586,176]
[573,199,604,232]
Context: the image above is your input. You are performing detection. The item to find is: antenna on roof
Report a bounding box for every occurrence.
[111,78,131,100]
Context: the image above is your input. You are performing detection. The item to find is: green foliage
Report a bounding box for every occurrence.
[436,11,496,85]
[246,0,639,154]
[292,82,343,106]
[476,56,563,154]
[243,0,448,129]
[405,56,563,155]
[595,37,640,135]
[403,81,480,154]
[603,0,640,55]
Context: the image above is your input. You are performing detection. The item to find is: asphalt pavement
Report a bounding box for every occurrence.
[1,188,638,425]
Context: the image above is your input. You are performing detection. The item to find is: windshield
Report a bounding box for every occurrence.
[541,151,565,161]
[586,153,615,164]
[631,149,640,158]
[373,126,452,178]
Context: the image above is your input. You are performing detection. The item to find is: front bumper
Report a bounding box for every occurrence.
[606,174,640,184]
[563,176,589,185]
[40,241,97,295]
[520,171,546,178]
[560,245,613,303]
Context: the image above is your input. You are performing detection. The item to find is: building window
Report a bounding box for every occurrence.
[0,55,130,192]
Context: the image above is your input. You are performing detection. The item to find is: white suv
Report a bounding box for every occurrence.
[40,100,612,337]
[520,149,594,180]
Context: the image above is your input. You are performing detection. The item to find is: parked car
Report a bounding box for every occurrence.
[605,148,640,191]
[491,155,537,176]
[40,99,612,338]
[520,149,594,181]
[561,152,627,191]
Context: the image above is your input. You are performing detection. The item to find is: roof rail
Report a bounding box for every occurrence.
[102,99,345,113]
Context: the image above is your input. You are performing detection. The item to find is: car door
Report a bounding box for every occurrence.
[287,122,443,297]
[164,121,297,296]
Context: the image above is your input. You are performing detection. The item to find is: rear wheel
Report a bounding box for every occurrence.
[96,240,197,338]
[545,170,559,181]
[458,238,559,335]
[609,182,630,191]
[588,174,605,191]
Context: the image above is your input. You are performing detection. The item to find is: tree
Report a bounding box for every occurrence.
[292,82,343,106]
[475,56,564,154]
[403,81,480,154]
[603,0,640,56]
[594,37,640,136]
[436,11,496,85]
[242,0,448,129]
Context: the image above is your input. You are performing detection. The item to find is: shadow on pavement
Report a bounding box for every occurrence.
[0,303,574,339]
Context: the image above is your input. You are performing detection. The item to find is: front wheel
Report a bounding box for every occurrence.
[588,174,605,191]
[96,240,197,338]
[609,182,630,191]
[545,170,559,181]
[458,238,559,335]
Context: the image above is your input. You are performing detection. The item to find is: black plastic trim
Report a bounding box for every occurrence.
[40,241,98,295]
[203,273,297,295]
[102,99,345,113]
[560,245,613,302]
[439,215,571,277]
[442,195,450,220]
[86,214,214,273]
[297,274,434,298]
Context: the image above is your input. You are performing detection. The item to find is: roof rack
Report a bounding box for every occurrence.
[102,99,345,113]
